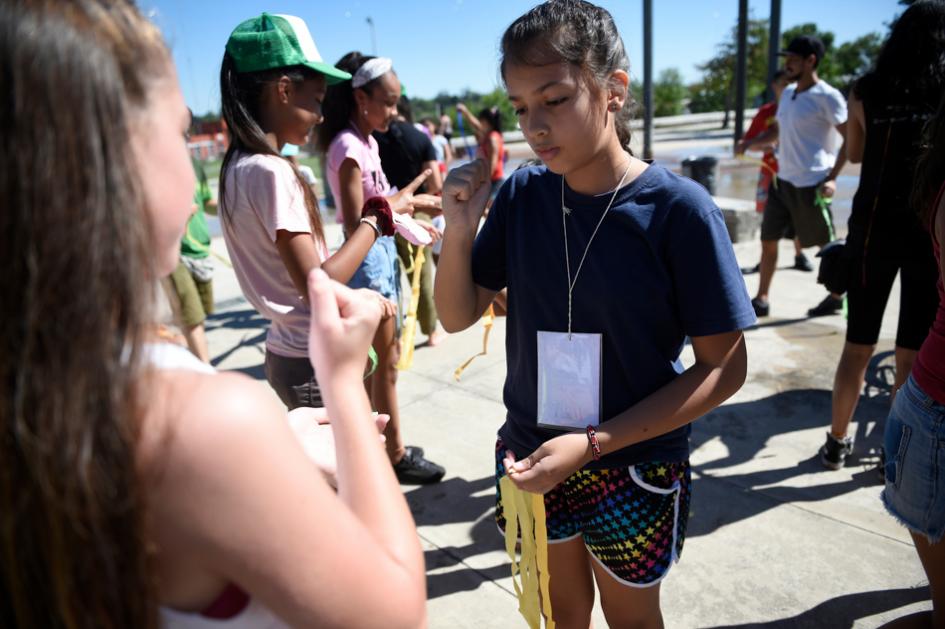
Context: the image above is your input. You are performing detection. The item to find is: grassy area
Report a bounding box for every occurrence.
[199,155,323,183]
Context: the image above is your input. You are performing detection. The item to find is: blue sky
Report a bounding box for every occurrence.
[143,1,906,116]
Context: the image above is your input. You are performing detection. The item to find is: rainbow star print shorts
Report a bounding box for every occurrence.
[495,439,691,586]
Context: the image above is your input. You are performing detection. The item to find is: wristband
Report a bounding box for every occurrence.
[361,196,395,237]
[359,217,381,240]
[585,425,601,461]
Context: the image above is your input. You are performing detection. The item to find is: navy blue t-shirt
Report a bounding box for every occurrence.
[471,163,755,468]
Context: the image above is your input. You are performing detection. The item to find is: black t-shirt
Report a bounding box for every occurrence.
[373,121,437,193]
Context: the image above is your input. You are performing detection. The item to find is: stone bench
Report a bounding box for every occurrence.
[714,196,759,243]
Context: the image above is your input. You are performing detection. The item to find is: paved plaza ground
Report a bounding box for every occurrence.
[200,136,928,628]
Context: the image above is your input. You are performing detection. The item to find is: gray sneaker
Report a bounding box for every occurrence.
[820,432,854,470]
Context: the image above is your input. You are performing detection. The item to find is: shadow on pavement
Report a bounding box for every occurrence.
[207,308,268,371]
[688,382,889,538]
[406,476,510,599]
[206,307,267,331]
[703,585,929,629]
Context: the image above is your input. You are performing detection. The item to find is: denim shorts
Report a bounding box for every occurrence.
[348,235,401,303]
[882,374,945,543]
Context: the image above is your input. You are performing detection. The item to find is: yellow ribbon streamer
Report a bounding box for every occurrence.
[453,304,495,381]
[499,476,555,629]
[396,244,425,370]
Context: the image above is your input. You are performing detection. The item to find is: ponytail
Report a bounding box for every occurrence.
[317,51,384,153]
[500,0,635,154]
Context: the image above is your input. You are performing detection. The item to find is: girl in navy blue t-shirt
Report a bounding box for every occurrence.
[435,1,755,625]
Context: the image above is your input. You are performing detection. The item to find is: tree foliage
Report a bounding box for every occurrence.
[688,16,770,114]
[688,18,883,118]
[653,69,687,117]
[409,87,517,133]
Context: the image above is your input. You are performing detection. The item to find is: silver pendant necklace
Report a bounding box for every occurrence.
[560,159,633,337]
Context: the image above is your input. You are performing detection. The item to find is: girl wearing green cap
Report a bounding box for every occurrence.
[217,15,422,419]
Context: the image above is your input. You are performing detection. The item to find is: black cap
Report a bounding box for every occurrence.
[778,35,825,63]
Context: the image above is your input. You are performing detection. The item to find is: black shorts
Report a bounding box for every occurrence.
[761,178,833,248]
[846,248,940,348]
[264,350,323,410]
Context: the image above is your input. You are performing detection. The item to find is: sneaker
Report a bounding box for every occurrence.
[751,296,769,317]
[741,263,760,275]
[393,446,445,484]
[793,253,814,272]
[820,433,854,470]
[807,294,843,317]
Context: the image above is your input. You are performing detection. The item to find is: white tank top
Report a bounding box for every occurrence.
[146,344,291,629]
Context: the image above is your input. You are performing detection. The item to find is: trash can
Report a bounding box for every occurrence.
[681,155,719,195]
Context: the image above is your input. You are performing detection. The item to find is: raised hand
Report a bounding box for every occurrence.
[442,158,491,232]
[307,268,383,385]
[389,169,433,215]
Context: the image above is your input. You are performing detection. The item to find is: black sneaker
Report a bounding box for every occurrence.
[807,294,843,317]
[751,296,770,317]
[794,253,814,272]
[393,446,445,484]
[820,433,854,470]
[741,263,761,275]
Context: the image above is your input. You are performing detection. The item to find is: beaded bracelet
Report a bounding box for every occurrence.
[359,217,381,240]
[585,425,601,461]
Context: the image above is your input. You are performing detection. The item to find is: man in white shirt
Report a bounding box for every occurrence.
[740,35,848,318]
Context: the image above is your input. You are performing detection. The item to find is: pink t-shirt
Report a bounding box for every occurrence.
[221,152,329,358]
[326,127,391,225]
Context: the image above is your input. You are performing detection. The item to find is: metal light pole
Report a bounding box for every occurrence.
[642,0,653,160]
[767,0,782,99]
[366,16,377,55]
[734,0,749,143]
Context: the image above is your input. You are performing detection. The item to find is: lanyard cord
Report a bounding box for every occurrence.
[561,160,633,337]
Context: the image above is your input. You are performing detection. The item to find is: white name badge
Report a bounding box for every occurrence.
[536,331,602,430]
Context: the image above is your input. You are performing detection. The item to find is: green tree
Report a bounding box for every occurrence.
[689,16,770,118]
[480,87,518,132]
[832,32,883,94]
[653,68,687,117]
[779,24,882,95]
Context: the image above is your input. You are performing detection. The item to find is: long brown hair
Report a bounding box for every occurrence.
[218,54,326,245]
[0,1,170,626]
[914,90,945,226]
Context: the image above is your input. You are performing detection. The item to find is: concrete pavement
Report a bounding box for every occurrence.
[201,170,928,629]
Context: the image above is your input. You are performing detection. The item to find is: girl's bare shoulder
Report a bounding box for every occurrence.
[137,368,289,488]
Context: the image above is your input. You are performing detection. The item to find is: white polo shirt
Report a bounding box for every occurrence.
[776,80,847,188]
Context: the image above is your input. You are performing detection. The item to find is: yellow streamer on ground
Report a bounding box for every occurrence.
[396,244,425,370]
[453,305,495,381]
[499,476,555,629]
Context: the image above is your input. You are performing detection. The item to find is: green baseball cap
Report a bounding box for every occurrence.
[225,13,351,84]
